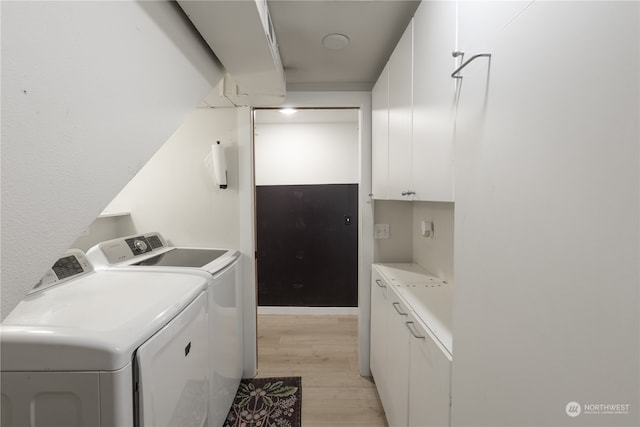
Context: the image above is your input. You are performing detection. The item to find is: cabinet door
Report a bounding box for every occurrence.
[411,1,456,202]
[370,267,389,406]
[371,63,390,199]
[387,19,414,199]
[453,2,639,426]
[407,313,451,427]
[385,285,411,427]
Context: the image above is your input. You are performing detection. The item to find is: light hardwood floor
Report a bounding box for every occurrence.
[256,315,388,427]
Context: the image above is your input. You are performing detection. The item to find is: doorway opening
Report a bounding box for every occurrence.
[253,108,360,310]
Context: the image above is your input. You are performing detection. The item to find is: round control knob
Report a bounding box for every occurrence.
[134,239,148,253]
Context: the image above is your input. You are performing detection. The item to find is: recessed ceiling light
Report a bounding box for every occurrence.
[279,108,297,115]
[322,33,350,50]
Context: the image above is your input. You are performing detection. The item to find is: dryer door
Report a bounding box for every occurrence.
[136,291,209,427]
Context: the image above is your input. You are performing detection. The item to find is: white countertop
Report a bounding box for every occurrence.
[374,263,453,355]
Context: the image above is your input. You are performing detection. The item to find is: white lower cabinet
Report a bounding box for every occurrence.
[370,268,389,405]
[371,265,452,427]
[384,285,411,427]
[407,312,452,427]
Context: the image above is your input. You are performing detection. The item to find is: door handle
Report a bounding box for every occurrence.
[392,302,408,316]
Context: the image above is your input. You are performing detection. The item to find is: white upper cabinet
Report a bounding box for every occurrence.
[371,3,459,202]
[387,19,414,199]
[411,1,457,202]
[371,62,390,199]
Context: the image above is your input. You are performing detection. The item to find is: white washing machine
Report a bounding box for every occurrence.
[1,249,211,427]
[86,232,243,427]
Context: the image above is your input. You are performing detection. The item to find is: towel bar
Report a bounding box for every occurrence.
[451,51,492,79]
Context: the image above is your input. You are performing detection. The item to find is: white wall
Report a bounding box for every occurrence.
[255,120,359,185]
[373,200,454,284]
[373,201,413,263]
[413,202,454,285]
[70,215,136,253]
[104,108,240,249]
[452,2,639,425]
[1,1,223,319]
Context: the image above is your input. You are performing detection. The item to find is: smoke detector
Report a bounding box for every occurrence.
[322,33,350,50]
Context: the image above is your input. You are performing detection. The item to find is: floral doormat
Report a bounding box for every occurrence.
[224,377,302,427]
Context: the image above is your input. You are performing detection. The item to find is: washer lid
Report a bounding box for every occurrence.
[132,248,240,275]
[134,248,228,268]
[1,270,208,372]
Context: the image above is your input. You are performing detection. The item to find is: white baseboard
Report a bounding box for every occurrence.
[257,306,358,316]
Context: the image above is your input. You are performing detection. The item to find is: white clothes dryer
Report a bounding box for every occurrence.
[1,249,211,427]
[86,233,243,427]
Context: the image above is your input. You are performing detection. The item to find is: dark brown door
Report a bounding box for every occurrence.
[256,184,358,307]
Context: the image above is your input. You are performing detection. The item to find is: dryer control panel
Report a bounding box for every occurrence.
[30,249,93,293]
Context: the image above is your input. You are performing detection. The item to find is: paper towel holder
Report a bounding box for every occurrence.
[204,140,228,189]
[214,141,228,189]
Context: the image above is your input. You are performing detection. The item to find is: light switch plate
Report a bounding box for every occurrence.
[374,223,390,239]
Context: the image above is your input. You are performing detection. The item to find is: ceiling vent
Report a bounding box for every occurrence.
[178,0,285,106]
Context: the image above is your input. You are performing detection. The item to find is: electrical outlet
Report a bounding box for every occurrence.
[374,224,390,239]
[421,220,435,239]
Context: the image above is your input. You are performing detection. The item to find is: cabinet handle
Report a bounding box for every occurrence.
[375,279,386,288]
[401,190,416,196]
[392,302,408,316]
[405,321,426,339]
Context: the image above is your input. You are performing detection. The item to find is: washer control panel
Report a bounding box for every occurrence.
[126,236,152,255]
[95,232,167,265]
[31,249,93,293]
